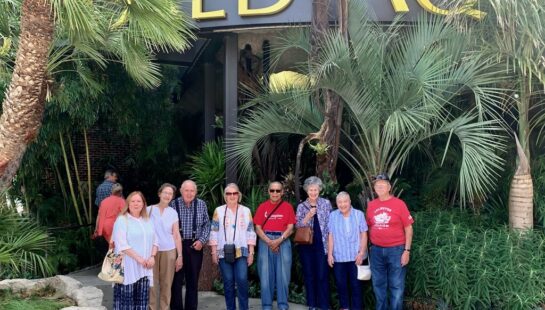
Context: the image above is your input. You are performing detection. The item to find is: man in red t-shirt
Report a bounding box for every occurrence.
[254,181,296,310]
[366,174,414,310]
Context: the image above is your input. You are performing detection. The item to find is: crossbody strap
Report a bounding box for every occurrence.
[261,201,283,230]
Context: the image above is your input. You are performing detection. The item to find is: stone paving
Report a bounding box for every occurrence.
[69,266,307,310]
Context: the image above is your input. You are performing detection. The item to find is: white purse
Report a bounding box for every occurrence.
[357,263,371,281]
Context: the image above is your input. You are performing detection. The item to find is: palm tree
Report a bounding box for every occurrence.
[473,0,545,230]
[229,2,506,206]
[0,0,195,191]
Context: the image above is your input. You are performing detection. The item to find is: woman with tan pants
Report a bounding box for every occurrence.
[147,183,183,309]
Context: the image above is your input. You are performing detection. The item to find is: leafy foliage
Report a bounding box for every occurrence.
[0,196,53,278]
[229,2,506,207]
[408,210,545,309]
[187,140,225,212]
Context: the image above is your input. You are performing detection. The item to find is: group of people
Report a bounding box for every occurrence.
[94,170,414,310]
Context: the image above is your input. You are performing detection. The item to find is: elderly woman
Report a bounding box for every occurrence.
[327,192,368,310]
[147,183,183,310]
[295,176,332,310]
[111,191,158,309]
[209,183,257,310]
[253,181,296,310]
[94,183,125,244]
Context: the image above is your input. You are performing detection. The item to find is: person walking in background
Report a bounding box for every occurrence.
[328,192,368,310]
[367,173,414,310]
[95,169,118,213]
[295,176,332,310]
[111,191,158,309]
[209,183,256,310]
[253,181,296,310]
[170,180,210,310]
[148,183,183,310]
[94,183,124,244]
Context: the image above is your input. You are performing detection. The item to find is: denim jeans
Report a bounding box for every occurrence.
[257,232,292,310]
[370,245,406,310]
[219,256,249,310]
[332,261,362,309]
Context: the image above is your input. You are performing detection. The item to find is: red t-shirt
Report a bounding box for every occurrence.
[253,200,296,231]
[366,196,414,247]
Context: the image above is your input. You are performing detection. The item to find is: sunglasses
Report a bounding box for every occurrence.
[225,192,239,196]
[269,189,282,193]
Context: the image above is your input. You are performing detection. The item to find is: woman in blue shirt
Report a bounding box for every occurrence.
[327,192,368,310]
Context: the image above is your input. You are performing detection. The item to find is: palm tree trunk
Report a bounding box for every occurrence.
[509,134,533,230]
[0,0,54,191]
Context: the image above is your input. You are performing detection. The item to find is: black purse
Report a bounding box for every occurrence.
[223,205,238,264]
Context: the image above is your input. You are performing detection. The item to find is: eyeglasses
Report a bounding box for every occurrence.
[269,189,282,193]
[225,192,239,196]
[372,173,390,182]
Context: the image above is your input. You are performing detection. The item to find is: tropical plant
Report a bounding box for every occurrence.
[469,0,545,230]
[0,194,53,278]
[408,210,545,308]
[0,0,195,191]
[229,2,506,207]
[187,140,225,212]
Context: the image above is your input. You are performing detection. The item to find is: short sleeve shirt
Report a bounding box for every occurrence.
[328,208,368,262]
[253,200,296,231]
[147,205,179,251]
[366,196,414,247]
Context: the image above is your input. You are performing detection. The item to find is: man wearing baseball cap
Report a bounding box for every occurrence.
[366,173,414,310]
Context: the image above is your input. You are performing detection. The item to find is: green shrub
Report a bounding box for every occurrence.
[187,140,225,214]
[408,210,545,309]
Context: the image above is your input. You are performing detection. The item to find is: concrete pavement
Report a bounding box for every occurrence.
[69,266,307,309]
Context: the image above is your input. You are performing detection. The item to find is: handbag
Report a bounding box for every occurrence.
[357,262,371,281]
[294,205,314,245]
[294,226,313,244]
[98,216,126,284]
[98,248,124,284]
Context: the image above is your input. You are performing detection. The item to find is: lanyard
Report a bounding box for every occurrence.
[223,205,239,243]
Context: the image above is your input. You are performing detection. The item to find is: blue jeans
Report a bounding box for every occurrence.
[332,262,362,309]
[370,245,406,310]
[299,248,329,309]
[219,257,249,310]
[257,232,292,310]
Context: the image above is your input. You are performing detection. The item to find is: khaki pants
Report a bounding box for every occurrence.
[149,249,177,310]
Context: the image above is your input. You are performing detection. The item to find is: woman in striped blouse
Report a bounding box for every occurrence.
[327,192,368,310]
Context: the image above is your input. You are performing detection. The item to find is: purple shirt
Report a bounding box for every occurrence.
[296,197,332,254]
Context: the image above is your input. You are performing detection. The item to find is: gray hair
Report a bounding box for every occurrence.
[303,176,323,192]
[111,183,123,195]
[224,183,242,203]
[104,169,116,179]
[181,180,198,192]
[336,191,351,202]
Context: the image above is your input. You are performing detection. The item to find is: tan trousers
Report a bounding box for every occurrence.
[149,249,177,310]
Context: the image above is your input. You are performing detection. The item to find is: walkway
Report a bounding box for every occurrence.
[69,266,306,309]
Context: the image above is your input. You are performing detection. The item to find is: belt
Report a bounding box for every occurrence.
[264,231,282,236]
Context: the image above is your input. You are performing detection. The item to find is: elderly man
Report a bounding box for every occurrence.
[170,180,210,310]
[95,169,118,209]
[366,173,414,310]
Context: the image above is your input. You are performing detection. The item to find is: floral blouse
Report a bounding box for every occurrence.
[296,197,332,254]
[209,204,257,258]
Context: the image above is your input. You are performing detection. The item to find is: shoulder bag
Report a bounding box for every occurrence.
[294,205,314,245]
[98,216,126,284]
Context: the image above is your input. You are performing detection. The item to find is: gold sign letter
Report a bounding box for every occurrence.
[239,0,293,17]
[391,0,409,13]
[193,0,226,20]
[417,0,486,20]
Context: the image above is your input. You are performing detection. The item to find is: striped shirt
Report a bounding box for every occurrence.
[328,208,368,262]
[169,198,210,244]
